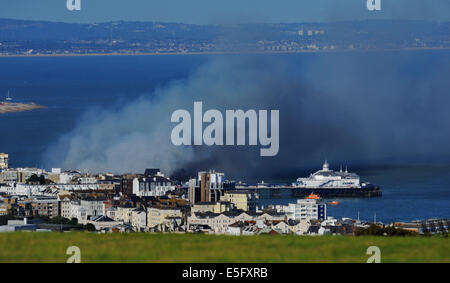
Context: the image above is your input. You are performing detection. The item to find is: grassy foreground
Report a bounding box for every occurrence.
[0,232,448,263]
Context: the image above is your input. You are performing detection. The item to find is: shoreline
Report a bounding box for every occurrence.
[0,103,46,114]
[0,47,449,58]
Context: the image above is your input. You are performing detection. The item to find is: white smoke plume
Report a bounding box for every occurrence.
[44,52,450,180]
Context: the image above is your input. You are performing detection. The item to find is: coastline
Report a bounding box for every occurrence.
[0,103,46,114]
[0,47,449,58]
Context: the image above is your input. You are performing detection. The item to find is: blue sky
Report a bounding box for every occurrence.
[0,0,449,24]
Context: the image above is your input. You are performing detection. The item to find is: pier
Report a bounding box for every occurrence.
[235,185,382,199]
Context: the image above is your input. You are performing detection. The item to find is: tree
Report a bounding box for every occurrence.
[355,224,417,236]
[84,223,96,232]
[7,207,17,216]
[26,174,46,185]
[49,216,71,225]
[38,215,50,223]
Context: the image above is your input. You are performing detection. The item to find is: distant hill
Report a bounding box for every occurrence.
[0,18,449,55]
[0,18,220,41]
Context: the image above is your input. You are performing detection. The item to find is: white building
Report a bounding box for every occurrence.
[0,183,27,195]
[85,215,121,231]
[221,190,258,211]
[293,161,361,188]
[115,206,135,224]
[285,199,326,221]
[198,171,225,189]
[131,209,147,231]
[59,196,72,219]
[79,177,98,184]
[70,202,88,223]
[59,172,80,184]
[0,170,17,182]
[132,176,175,197]
[68,198,105,223]
[188,212,235,234]
[318,217,339,235]
[106,207,117,219]
[188,211,285,234]
[0,153,8,169]
[227,222,246,235]
[80,198,105,217]
[0,168,45,183]
[288,219,312,235]
[273,221,290,234]
[1,183,100,196]
[147,207,183,228]
[188,170,226,204]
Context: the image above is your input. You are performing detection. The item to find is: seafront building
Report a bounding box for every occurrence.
[131,209,147,231]
[0,154,445,235]
[29,196,60,218]
[221,190,258,212]
[0,183,100,196]
[115,206,135,224]
[284,199,327,221]
[132,171,175,197]
[0,162,358,235]
[188,170,227,203]
[59,196,72,219]
[0,167,46,183]
[147,207,183,228]
[80,198,106,217]
[0,153,8,169]
[191,201,236,214]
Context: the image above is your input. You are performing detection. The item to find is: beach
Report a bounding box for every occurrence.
[0,102,46,114]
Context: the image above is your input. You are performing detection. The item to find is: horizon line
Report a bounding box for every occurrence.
[0,17,448,26]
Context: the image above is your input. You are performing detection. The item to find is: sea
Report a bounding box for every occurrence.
[0,52,449,223]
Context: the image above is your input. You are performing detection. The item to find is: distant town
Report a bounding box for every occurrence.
[0,152,448,235]
[0,19,449,56]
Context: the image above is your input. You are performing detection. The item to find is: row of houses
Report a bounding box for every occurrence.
[394,219,450,234]
[111,206,184,231]
[0,168,176,198]
[188,211,286,234]
[188,212,357,235]
[2,190,331,234]
[1,164,351,235]
[2,189,330,234]
[227,219,312,235]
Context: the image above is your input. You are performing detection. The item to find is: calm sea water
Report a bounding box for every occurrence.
[0,52,449,222]
[0,55,207,167]
[259,165,450,223]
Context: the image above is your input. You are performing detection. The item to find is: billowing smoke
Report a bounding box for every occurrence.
[43,51,450,181]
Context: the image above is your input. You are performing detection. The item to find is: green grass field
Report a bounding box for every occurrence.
[0,232,448,263]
